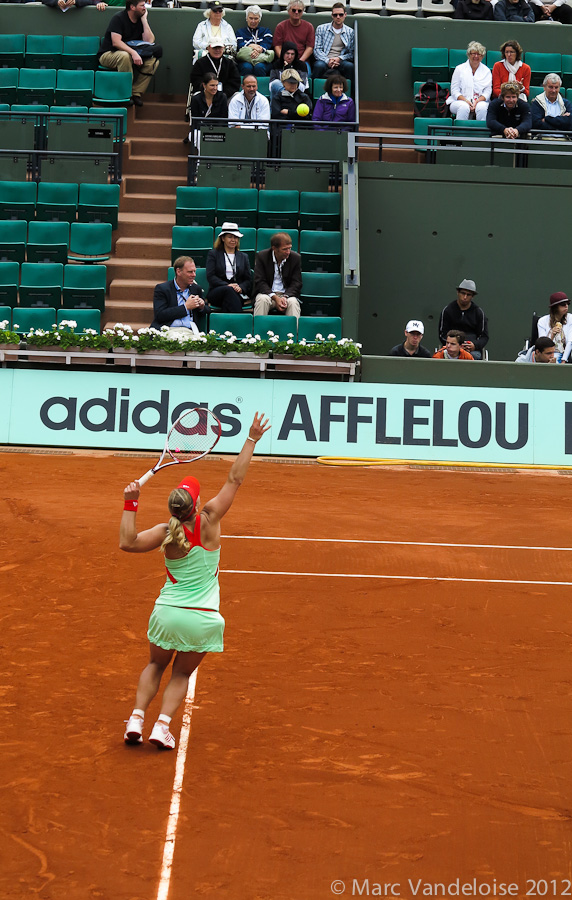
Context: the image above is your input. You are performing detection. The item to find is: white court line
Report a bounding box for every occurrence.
[223,569,572,588]
[223,535,572,552]
[156,669,198,900]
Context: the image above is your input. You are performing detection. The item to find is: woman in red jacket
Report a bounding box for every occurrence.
[492,40,531,99]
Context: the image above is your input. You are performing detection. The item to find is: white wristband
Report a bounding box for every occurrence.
[246,437,256,443]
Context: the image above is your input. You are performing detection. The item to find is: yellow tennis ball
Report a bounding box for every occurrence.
[296,103,310,117]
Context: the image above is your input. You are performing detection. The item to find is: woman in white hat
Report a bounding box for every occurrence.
[205,223,253,312]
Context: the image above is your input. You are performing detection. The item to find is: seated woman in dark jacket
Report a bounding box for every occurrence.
[270,68,312,122]
[205,222,252,313]
[312,73,356,131]
[186,72,228,145]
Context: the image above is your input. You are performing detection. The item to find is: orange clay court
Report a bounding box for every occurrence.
[2,450,572,900]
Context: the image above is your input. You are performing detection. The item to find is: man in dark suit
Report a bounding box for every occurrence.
[151,256,209,332]
[253,232,302,318]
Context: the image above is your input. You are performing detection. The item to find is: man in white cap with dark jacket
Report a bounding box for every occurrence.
[438,279,489,359]
[390,320,432,358]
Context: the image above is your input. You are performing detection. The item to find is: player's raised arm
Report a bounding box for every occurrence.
[119,480,167,553]
[202,413,270,525]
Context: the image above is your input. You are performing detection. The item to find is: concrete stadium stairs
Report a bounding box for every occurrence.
[359,102,418,164]
[104,93,188,330]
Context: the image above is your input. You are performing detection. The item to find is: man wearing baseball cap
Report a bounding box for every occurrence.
[189,37,240,107]
[390,320,432,358]
[438,278,489,360]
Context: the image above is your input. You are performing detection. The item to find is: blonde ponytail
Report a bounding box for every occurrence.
[160,488,195,553]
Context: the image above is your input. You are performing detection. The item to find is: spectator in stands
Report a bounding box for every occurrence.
[312,73,355,130]
[491,41,530,100]
[453,0,494,20]
[516,336,556,363]
[206,223,253,313]
[273,0,315,73]
[390,320,432,358]
[531,75,572,134]
[185,72,228,144]
[236,6,274,78]
[439,279,489,359]
[43,0,107,11]
[228,75,270,128]
[313,3,355,82]
[494,0,535,22]
[151,256,209,334]
[434,331,474,360]
[253,232,302,319]
[189,39,240,114]
[270,69,313,122]
[192,1,236,64]
[536,292,572,363]
[269,42,309,101]
[529,0,572,22]
[486,82,532,139]
[446,42,492,122]
[99,0,161,107]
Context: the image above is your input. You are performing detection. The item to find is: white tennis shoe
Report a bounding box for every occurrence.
[124,714,144,745]
[149,722,176,750]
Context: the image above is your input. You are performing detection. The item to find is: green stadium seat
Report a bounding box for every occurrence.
[57,307,100,333]
[78,183,120,228]
[0,262,19,306]
[209,312,254,338]
[312,78,352,99]
[300,231,341,273]
[529,86,545,101]
[299,273,342,316]
[0,104,9,112]
[525,52,562,87]
[68,222,112,263]
[61,36,100,71]
[254,314,298,340]
[448,49,466,73]
[88,106,129,142]
[0,220,27,264]
[453,118,488,129]
[10,103,50,114]
[298,315,342,342]
[62,264,106,312]
[216,188,258,228]
[167,265,208,294]
[255,77,270,98]
[0,182,37,221]
[13,306,57,333]
[257,190,299,229]
[55,70,94,108]
[175,186,217,227]
[411,48,449,84]
[0,35,26,69]
[486,50,502,69]
[0,69,18,106]
[299,192,340,231]
[19,264,64,307]
[25,35,63,69]
[27,221,70,264]
[171,226,213,267]
[93,71,132,106]
[17,69,56,106]
[36,183,78,223]
[256,228,299,252]
[214,226,256,266]
[413,116,453,147]
[562,56,572,90]
[567,89,572,103]
[0,306,12,329]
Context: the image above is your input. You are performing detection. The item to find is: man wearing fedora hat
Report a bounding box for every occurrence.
[438,279,489,360]
[390,320,432,358]
[205,222,253,313]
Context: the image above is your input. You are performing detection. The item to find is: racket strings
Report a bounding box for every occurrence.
[167,409,221,461]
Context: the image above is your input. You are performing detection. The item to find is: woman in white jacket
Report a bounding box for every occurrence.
[447,41,492,121]
[537,292,572,363]
[193,1,237,64]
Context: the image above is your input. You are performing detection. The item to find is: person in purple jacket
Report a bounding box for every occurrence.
[312,73,355,131]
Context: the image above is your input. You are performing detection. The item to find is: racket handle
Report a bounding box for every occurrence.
[138,469,155,487]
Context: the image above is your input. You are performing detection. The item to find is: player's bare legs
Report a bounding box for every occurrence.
[159,650,206,718]
[134,643,175,711]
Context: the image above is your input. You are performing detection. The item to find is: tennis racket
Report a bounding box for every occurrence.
[138,407,221,486]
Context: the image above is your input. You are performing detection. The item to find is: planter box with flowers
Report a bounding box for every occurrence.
[0,322,361,370]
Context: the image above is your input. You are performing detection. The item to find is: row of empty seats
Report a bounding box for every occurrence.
[0,183,119,226]
[0,262,107,310]
[0,35,100,71]
[0,221,113,267]
[1,306,101,334]
[0,70,134,108]
[176,187,340,231]
[412,49,572,88]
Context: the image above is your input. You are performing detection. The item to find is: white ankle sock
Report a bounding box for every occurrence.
[158,714,172,727]
[132,708,145,720]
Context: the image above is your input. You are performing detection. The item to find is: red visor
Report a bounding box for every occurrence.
[177,475,200,506]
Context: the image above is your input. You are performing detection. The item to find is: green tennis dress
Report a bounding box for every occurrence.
[147,516,224,653]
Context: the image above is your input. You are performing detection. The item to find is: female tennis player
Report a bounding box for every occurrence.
[120,411,270,750]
